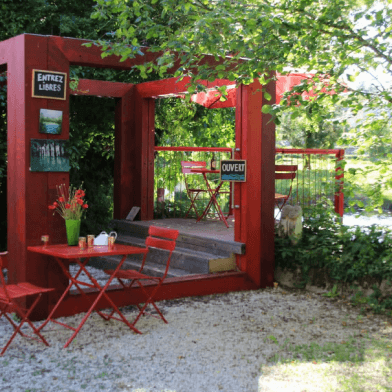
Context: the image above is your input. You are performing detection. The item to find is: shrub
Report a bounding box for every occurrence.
[275,205,392,313]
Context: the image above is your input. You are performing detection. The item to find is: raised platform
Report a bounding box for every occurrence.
[88,218,245,277]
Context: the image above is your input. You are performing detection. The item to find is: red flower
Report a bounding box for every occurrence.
[82,204,88,209]
[65,203,71,209]
[53,202,58,207]
[76,198,84,205]
[58,197,65,202]
[75,190,85,198]
[48,205,56,210]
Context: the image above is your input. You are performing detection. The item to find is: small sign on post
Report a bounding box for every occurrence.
[220,160,247,182]
[32,69,67,100]
[126,207,140,221]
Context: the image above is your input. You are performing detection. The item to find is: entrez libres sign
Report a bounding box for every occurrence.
[32,70,67,100]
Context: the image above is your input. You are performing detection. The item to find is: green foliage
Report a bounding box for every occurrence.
[68,95,116,235]
[91,0,392,211]
[276,100,345,149]
[275,206,392,313]
[155,98,235,148]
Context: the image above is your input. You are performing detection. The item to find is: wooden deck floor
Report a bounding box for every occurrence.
[128,217,235,242]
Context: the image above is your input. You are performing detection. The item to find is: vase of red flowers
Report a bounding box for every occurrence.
[48,184,88,246]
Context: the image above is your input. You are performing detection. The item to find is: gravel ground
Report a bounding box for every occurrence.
[1,267,391,392]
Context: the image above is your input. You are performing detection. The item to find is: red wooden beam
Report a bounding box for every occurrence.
[155,146,232,152]
[50,36,162,70]
[136,76,234,98]
[275,148,343,155]
[71,79,133,98]
[51,272,258,319]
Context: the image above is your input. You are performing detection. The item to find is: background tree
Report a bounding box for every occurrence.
[91,0,392,211]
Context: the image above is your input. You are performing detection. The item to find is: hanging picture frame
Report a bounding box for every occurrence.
[30,139,69,172]
[39,109,63,135]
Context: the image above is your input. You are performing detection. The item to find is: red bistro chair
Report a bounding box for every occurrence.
[104,226,179,331]
[0,251,55,356]
[275,164,298,216]
[181,161,209,219]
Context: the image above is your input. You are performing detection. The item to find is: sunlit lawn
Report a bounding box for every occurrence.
[259,331,392,392]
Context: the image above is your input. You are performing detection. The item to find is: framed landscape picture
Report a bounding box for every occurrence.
[30,139,70,172]
[39,109,63,134]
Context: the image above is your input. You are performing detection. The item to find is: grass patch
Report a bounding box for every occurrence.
[260,336,392,392]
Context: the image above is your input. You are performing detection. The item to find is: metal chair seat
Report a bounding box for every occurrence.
[0,251,55,356]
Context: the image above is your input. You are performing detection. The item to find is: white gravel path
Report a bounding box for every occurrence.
[0,266,390,392]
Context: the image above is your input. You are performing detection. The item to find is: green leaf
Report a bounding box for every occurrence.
[262,105,271,114]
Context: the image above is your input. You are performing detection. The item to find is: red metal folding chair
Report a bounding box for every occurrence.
[0,251,55,355]
[181,161,209,219]
[275,164,298,216]
[104,226,179,331]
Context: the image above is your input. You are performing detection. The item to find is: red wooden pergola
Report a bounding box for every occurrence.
[1,33,277,318]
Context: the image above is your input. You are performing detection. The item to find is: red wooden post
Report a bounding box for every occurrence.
[335,149,345,217]
[234,77,276,287]
[3,35,70,317]
[114,87,136,219]
[114,87,155,220]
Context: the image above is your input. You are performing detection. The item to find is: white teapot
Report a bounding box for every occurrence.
[94,231,117,246]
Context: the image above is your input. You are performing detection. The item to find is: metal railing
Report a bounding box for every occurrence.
[275,148,344,216]
[153,147,344,219]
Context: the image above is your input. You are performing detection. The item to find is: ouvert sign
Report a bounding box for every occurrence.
[32,69,67,100]
[220,160,247,182]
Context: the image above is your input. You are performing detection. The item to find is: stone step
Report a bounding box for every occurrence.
[116,233,232,273]
[87,255,192,279]
[110,219,245,257]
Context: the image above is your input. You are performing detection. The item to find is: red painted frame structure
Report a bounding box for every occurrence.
[1,34,275,319]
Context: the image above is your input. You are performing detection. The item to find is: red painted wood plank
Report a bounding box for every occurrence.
[275,148,342,155]
[156,146,232,152]
[260,73,276,288]
[140,98,151,219]
[114,87,136,219]
[191,88,236,108]
[6,34,29,287]
[234,85,245,272]
[147,98,155,219]
[71,79,133,98]
[136,77,234,98]
[235,78,276,288]
[51,272,258,319]
[49,36,162,70]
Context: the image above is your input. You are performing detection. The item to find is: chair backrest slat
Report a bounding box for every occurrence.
[145,236,176,252]
[276,172,296,180]
[275,164,298,172]
[148,226,179,240]
[181,161,206,174]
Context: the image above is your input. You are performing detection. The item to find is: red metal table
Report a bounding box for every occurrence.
[27,244,148,348]
[190,168,230,228]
